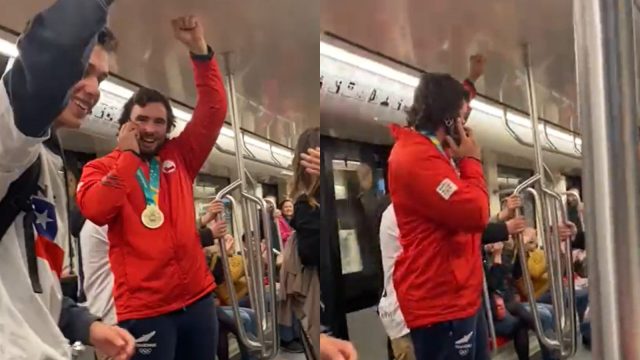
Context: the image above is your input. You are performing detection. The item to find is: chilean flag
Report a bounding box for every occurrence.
[32,197,64,278]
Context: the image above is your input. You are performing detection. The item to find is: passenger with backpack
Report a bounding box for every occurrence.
[0,0,135,358]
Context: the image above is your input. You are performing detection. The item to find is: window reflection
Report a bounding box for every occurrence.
[333,159,389,297]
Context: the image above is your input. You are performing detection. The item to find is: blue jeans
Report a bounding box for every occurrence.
[220,307,257,360]
[493,313,520,337]
[238,293,299,342]
[522,303,555,360]
[538,288,589,322]
[410,307,490,360]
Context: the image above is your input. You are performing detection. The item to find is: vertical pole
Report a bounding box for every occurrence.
[482,274,498,353]
[222,52,269,358]
[522,44,566,354]
[573,0,640,358]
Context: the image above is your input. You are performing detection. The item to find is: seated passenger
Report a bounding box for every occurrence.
[275,200,295,246]
[485,242,530,360]
[216,301,258,360]
[513,227,589,322]
[209,234,250,307]
[208,233,304,353]
[388,72,490,360]
[514,228,550,300]
[485,241,557,360]
[76,16,228,359]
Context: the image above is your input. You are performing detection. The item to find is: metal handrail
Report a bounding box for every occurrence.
[214,190,262,351]
[512,42,578,358]
[216,52,279,359]
[244,192,280,358]
[482,273,498,354]
[502,103,582,161]
[514,184,560,350]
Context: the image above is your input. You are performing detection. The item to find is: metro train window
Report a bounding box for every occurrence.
[260,183,279,201]
[193,174,231,224]
[498,165,536,227]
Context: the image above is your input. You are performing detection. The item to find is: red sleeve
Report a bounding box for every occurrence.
[76,151,142,226]
[463,79,477,100]
[403,154,488,232]
[171,52,228,180]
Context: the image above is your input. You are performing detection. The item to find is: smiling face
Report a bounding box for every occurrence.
[281,200,294,218]
[130,102,168,156]
[54,46,110,128]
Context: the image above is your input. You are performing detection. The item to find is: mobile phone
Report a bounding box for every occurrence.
[445,118,462,145]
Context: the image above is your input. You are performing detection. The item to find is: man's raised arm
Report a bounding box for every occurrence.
[0,0,114,198]
[169,16,228,180]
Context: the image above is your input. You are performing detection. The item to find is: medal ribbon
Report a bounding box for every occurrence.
[418,130,457,171]
[136,157,160,207]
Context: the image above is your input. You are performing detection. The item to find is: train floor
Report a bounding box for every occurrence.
[347,307,592,360]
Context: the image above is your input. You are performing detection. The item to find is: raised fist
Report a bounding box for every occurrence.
[171,16,208,55]
[469,54,486,82]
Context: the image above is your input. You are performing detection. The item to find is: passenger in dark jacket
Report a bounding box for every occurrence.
[289,128,320,268]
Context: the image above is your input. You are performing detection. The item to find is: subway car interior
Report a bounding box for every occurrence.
[321,0,640,359]
[3,0,640,359]
[1,0,317,359]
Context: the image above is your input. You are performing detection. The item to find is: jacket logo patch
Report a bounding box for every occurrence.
[436,178,458,200]
[162,160,176,174]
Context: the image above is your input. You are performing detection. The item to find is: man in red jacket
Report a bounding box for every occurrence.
[76,16,227,360]
[388,72,489,360]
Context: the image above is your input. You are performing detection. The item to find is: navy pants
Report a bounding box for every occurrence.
[410,307,490,360]
[119,293,218,360]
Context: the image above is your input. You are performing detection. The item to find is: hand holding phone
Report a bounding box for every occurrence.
[446,119,481,160]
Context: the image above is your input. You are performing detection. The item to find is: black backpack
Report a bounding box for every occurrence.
[0,156,43,293]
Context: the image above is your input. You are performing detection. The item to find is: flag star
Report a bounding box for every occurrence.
[35,209,53,230]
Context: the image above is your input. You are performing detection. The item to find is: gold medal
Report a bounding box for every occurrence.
[141,205,164,229]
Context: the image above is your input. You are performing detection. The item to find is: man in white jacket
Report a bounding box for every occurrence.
[0,0,134,358]
[378,204,414,360]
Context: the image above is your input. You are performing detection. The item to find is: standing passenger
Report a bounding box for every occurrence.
[388,73,489,360]
[0,0,135,358]
[76,16,227,360]
[378,204,415,360]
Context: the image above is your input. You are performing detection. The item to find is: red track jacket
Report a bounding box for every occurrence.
[77,53,227,322]
[387,124,489,329]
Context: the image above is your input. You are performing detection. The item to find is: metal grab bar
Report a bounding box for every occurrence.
[482,273,498,354]
[513,177,578,357]
[215,52,279,359]
[513,42,578,359]
[502,107,582,161]
[214,191,262,351]
[514,184,560,350]
[244,193,280,358]
[543,189,578,356]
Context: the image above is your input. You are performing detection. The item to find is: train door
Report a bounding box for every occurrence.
[321,135,391,355]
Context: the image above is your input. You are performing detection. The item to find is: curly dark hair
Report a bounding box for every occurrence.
[406,72,466,133]
[97,27,118,53]
[117,87,176,132]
